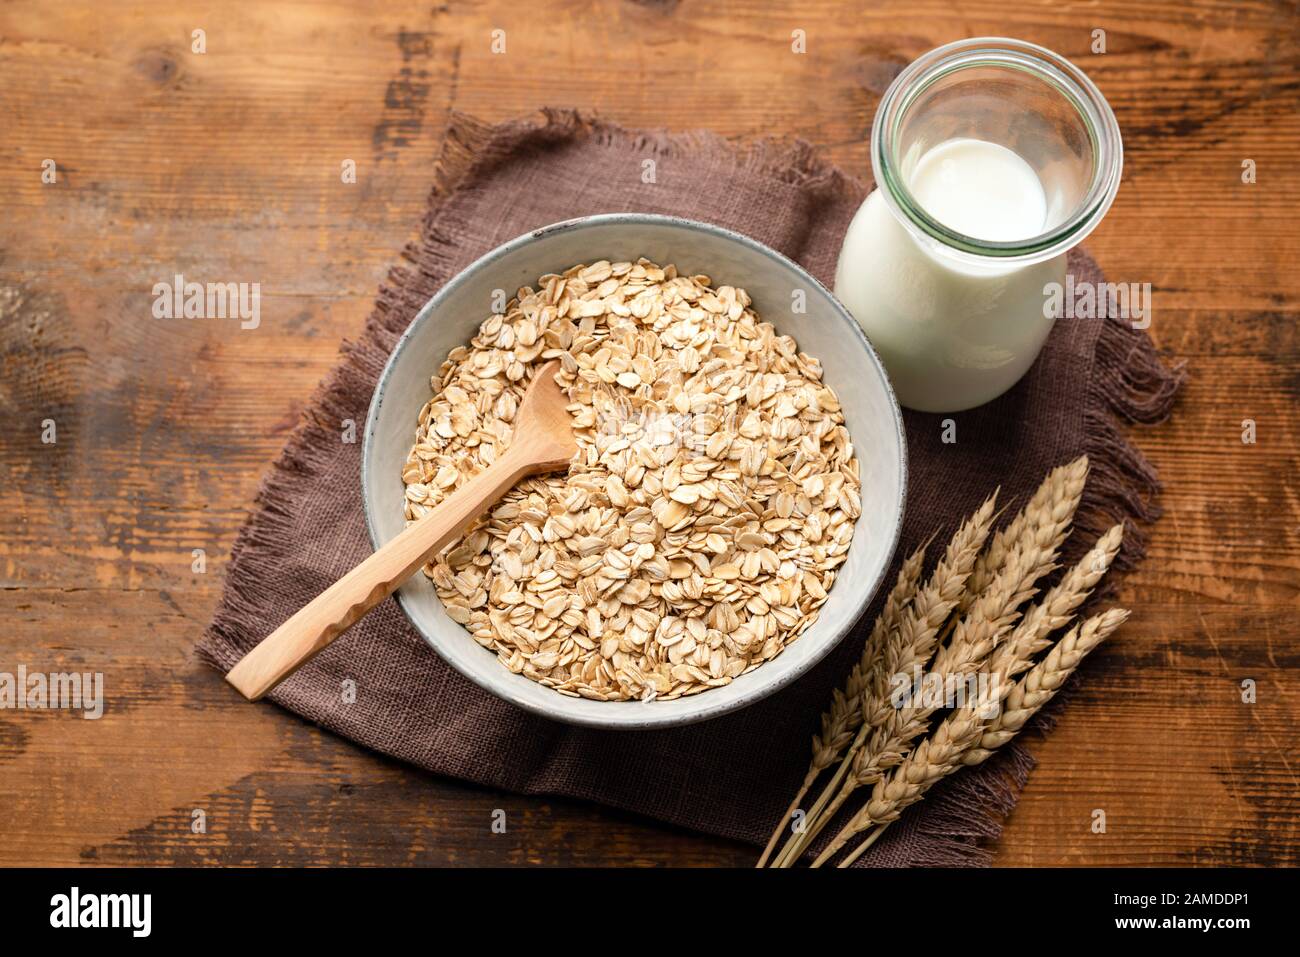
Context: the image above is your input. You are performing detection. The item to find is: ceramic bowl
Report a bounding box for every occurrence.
[362,214,906,729]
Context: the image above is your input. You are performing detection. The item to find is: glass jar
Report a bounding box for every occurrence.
[834,38,1123,412]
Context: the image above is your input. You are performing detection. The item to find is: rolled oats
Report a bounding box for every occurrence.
[402,260,861,701]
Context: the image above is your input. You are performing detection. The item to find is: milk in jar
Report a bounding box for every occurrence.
[834,39,1124,413]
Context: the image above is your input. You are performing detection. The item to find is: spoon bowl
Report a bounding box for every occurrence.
[363,214,908,729]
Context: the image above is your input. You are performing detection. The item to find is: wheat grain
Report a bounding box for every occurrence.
[759,455,1131,868]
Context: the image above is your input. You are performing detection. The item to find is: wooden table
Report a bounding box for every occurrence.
[2,0,1296,867]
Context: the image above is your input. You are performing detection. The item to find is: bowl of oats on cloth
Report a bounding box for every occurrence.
[362,214,907,729]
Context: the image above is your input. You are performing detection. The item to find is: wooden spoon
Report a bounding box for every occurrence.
[225,359,577,701]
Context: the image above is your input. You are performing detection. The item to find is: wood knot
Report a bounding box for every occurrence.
[134,48,182,86]
[855,54,909,96]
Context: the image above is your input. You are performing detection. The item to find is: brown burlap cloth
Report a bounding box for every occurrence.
[199,109,1185,865]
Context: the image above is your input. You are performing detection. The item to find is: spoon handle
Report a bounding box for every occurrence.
[225,449,533,701]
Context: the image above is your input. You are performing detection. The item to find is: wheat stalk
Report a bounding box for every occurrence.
[769,492,997,867]
[841,546,1021,799]
[814,458,1088,845]
[758,457,1129,869]
[825,608,1130,867]
[755,542,925,867]
[809,543,927,772]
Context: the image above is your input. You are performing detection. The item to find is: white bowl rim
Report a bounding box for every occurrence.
[362,212,908,729]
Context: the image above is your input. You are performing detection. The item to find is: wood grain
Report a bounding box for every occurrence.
[0,0,1296,866]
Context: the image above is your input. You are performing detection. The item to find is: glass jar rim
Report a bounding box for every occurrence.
[871,37,1123,265]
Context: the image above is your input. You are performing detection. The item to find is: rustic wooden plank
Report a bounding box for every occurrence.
[0,0,1296,866]
[1,589,1293,865]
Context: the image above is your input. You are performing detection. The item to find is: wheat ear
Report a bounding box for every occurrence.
[769,492,997,867]
[828,457,1089,830]
[837,526,1122,867]
[961,455,1089,612]
[963,607,1131,765]
[809,543,927,772]
[824,608,1129,866]
[755,542,925,867]
[985,523,1124,682]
